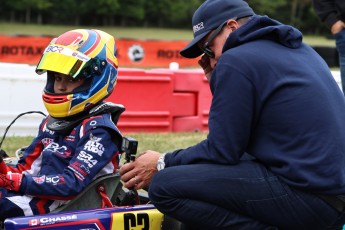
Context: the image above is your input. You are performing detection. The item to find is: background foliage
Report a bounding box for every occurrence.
[0,0,330,35]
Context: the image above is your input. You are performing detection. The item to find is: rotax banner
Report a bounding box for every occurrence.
[0,35,199,68]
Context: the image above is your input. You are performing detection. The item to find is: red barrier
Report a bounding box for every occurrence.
[108,68,211,133]
[109,69,175,132]
[0,36,199,68]
[172,69,211,132]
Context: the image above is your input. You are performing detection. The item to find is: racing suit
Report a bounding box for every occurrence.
[0,112,122,221]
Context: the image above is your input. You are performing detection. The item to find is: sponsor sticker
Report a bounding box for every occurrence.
[33,176,46,184]
[84,134,104,156]
[28,214,77,226]
[44,45,90,62]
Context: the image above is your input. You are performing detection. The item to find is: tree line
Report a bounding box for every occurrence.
[0,0,330,35]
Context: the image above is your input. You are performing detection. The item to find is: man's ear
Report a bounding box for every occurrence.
[226,19,239,31]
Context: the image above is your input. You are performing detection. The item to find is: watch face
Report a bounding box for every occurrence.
[157,161,165,171]
[157,153,166,171]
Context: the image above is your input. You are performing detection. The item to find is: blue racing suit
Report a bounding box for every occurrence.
[0,112,122,220]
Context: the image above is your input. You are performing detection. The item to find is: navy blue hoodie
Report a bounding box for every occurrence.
[165,15,345,195]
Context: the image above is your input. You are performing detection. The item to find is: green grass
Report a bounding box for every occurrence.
[1,132,207,157]
[0,22,335,47]
[1,136,36,156]
[303,36,335,47]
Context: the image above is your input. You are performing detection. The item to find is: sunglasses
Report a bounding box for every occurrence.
[201,18,237,58]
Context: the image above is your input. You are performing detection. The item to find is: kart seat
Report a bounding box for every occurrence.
[53,172,122,212]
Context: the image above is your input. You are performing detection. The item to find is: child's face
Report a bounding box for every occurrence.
[52,72,85,93]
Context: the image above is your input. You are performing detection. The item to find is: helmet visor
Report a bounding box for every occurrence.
[36,45,91,78]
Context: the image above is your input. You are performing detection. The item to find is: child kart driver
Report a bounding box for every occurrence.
[0,29,123,221]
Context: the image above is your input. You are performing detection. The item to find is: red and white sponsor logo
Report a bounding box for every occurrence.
[29,218,40,226]
[28,215,77,226]
[42,138,53,147]
[33,175,45,184]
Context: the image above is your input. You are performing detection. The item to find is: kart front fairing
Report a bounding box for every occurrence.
[4,204,165,230]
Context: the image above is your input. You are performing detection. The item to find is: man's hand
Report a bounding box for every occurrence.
[119,150,161,190]
[198,54,213,81]
[0,173,22,191]
[331,20,345,35]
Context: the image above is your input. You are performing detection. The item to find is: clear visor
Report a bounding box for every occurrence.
[36,44,91,78]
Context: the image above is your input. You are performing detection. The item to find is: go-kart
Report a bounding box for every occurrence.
[1,136,184,230]
[0,108,184,230]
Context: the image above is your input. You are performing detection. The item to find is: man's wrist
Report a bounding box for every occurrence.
[157,153,167,171]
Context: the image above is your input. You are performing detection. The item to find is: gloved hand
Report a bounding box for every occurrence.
[0,155,8,174]
[0,173,22,191]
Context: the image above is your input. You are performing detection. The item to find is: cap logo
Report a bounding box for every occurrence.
[193,22,204,34]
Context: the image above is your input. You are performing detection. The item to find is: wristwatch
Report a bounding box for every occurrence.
[157,153,166,171]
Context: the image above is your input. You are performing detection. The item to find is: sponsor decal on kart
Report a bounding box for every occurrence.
[28,214,77,226]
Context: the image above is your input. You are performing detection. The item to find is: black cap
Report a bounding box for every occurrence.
[180,0,254,58]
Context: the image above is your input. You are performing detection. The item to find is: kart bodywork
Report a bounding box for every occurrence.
[2,172,182,230]
[4,204,166,230]
[1,138,183,230]
[0,108,183,230]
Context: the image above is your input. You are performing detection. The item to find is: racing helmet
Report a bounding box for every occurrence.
[36,29,118,118]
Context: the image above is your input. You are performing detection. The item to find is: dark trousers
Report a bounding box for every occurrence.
[149,161,345,229]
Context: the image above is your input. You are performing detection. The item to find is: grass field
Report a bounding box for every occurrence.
[0,22,336,47]
[1,132,208,158]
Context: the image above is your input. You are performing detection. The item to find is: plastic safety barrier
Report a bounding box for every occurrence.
[109,68,211,132]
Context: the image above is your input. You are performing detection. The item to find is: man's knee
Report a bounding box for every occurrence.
[148,169,179,210]
[148,171,165,203]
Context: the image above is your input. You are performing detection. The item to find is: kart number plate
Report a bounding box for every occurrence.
[111,209,164,230]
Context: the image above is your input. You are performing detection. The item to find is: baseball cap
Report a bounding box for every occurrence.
[180,0,255,58]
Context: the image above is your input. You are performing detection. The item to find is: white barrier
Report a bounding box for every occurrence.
[0,63,47,137]
[0,63,342,137]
